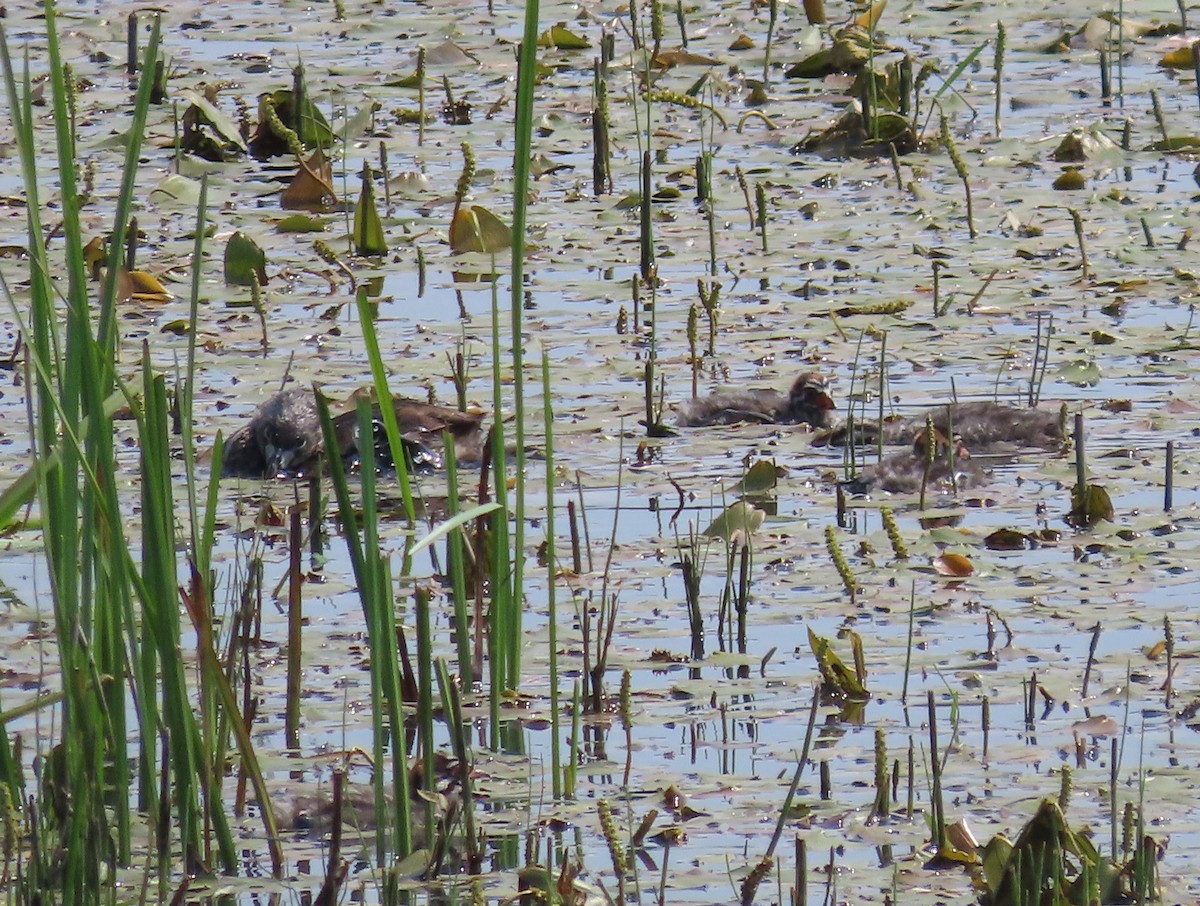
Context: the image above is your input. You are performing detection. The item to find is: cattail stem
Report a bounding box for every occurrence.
[1069,207,1089,280]
[1165,440,1174,511]
[993,21,1006,134]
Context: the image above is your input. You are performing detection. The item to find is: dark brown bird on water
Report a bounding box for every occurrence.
[221,387,486,479]
[839,428,975,496]
[675,372,836,428]
[816,400,1065,453]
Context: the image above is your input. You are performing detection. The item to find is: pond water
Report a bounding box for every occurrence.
[2,0,1200,902]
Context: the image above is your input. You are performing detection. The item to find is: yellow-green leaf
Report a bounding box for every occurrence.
[353,161,387,256]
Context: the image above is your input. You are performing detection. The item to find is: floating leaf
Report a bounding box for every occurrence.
[275,213,328,233]
[223,231,268,287]
[1160,43,1199,69]
[148,173,204,206]
[984,529,1029,551]
[1068,483,1114,528]
[449,205,512,254]
[1071,714,1118,735]
[529,153,572,179]
[1056,359,1101,387]
[425,40,477,65]
[1052,169,1086,190]
[807,628,869,699]
[537,23,590,50]
[932,552,974,577]
[281,148,336,211]
[729,34,754,50]
[332,100,381,142]
[855,0,887,30]
[727,459,781,496]
[389,170,430,198]
[653,49,722,68]
[118,268,172,303]
[700,500,765,542]
[352,161,387,256]
[178,88,247,152]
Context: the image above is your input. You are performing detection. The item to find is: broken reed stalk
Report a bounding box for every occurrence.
[735,543,752,654]
[1193,44,1200,114]
[755,182,768,252]
[872,727,890,818]
[927,691,947,854]
[940,112,976,239]
[682,549,704,660]
[687,304,699,399]
[1164,440,1174,511]
[415,587,436,850]
[981,696,990,767]
[1150,88,1169,147]
[1109,737,1120,857]
[308,472,322,561]
[639,149,654,283]
[825,846,837,904]
[125,214,138,270]
[740,856,774,906]
[889,142,903,191]
[379,140,390,210]
[541,349,562,799]
[1081,621,1101,699]
[699,279,719,355]
[1074,411,1086,491]
[906,740,915,816]
[286,505,303,749]
[125,12,140,75]
[736,165,754,228]
[762,0,779,90]
[993,21,1005,136]
[1099,48,1112,105]
[795,836,807,906]
[592,59,611,196]
[619,669,633,787]
[576,473,595,572]
[1069,208,1090,280]
[567,499,582,573]
[877,332,887,460]
[1029,311,1053,406]
[901,581,915,703]
[1141,216,1154,248]
[1163,616,1174,708]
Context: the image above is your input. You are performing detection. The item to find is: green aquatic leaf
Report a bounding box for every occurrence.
[223,230,268,287]
[353,161,387,256]
[701,500,765,542]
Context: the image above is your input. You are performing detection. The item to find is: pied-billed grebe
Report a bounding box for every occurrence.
[816,401,1065,453]
[675,372,836,428]
[221,387,487,479]
[839,429,975,496]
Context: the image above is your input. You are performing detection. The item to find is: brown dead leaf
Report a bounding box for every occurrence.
[932,552,974,577]
[1071,714,1119,736]
[281,148,336,211]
